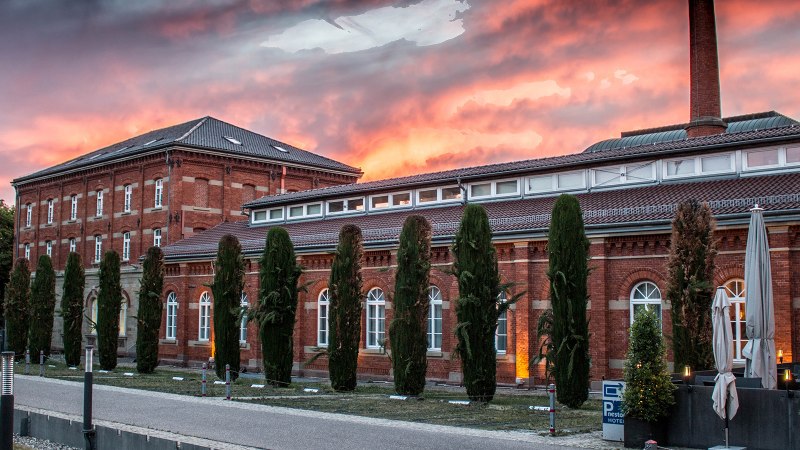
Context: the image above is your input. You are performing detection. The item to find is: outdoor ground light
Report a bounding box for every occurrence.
[683,365,691,384]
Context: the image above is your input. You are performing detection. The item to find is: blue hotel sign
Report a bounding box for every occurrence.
[602,380,625,441]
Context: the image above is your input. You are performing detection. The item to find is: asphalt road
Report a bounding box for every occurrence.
[14,376,588,450]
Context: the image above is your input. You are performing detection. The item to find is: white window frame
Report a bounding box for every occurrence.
[122,232,131,261]
[25,204,32,227]
[24,243,30,260]
[416,185,462,205]
[166,292,178,340]
[663,152,735,179]
[123,185,132,213]
[45,240,52,257]
[154,179,163,208]
[318,288,330,347]
[47,199,54,224]
[326,197,366,215]
[240,292,248,344]
[724,279,747,363]
[199,292,211,341]
[496,291,508,353]
[592,162,656,187]
[96,190,104,216]
[427,286,443,351]
[368,191,413,210]
[525,170,587,194]
[468,178,520,200]
[630,281,662,326]
[742,146,800,171]
[94,235,102,263]
[69,238,76,253]
[287,202,323,220]
[366,288,386,349]
[70,195,78,220]
[153,228,162,247]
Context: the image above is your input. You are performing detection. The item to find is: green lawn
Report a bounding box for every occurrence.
[17,360,601,435]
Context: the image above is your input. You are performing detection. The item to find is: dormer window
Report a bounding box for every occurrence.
[327,197,365,215]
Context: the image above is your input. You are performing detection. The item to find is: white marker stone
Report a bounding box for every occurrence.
[172,377,184,381]
[123,372,134,376]
[251,384,265,388]
[303,388,319,393]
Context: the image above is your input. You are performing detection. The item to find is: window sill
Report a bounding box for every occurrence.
[360,348,386,355]
[188,340,211,347]
[152,206,163,211]
[121,211,131,216]
[426,350,444,358]
[159,339,177,345]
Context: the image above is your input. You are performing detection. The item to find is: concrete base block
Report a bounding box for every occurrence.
[708,446,746,450]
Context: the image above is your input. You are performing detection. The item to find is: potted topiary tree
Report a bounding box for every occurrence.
[622,308,675,448]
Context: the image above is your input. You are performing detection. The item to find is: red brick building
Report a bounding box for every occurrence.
[11,116,361,353]
[157,0,800,384]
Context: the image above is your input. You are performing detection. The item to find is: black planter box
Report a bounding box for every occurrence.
[624,415,667,448]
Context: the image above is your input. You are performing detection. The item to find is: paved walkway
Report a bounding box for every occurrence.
[14,375,615,450]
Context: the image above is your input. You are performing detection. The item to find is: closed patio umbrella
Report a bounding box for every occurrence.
[712,286,738,448]
[742,205,777,389]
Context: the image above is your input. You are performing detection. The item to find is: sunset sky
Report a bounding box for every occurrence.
[2,0,799,204]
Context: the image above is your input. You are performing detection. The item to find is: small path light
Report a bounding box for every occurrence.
[39,350,44,377]
[548,383,556,436]
[683,365,691,384]
[201,363,207,397]
[24,349,30,375]
[225,364,231,400]
[83,345,96,450]
[1,351,15,450]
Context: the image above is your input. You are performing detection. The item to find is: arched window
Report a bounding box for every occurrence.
[24,243,30,260]
[123,184,132,212]
[154,179,163,208]
[25,203,32,227]
[46,198,54,224]
[427,286,443,351]
[318,288,330,347]
[630,281,662,325]
[240,292,248,343]
[366,288,385,349]
[496,291,508,353]
[94,235,102,263]
[724,279,747,362]
[96,190,103,216]
[166,292,178,340]
[122,232,131,261]
[199,292,211,341]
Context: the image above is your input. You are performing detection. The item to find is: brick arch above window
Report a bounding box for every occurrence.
[363,281,392,303]
[714,263,744,287]
[616,267,667,302]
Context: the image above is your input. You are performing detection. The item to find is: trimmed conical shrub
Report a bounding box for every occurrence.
[328,224,364,392]
[453,204,500,402]
[61,252,85,367]
[258,227,300,386]
[548,194,590,408]
[667,199,717,371]
[97,250,122,370]
[29,255,56,358]
[211,234,244,381]
[136,246,164,373]
[4,258,31,360]
[389,215,431,396]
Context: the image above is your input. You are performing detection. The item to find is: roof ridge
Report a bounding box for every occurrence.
[175,117,209,142]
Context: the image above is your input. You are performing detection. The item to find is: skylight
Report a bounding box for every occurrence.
[224,136,243,145]
[272,145,289,153]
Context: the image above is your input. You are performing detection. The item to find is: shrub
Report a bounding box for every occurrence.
[452,204,500,402]
[61,252,85,367]
[667,199,717,371]
[4,258,31,359]
[97,250,122,370]
[328,224,364,392]
[136,247,165,373]
[0,200,13,327]
[257,228,301,386]
[29,255,56,359]
[622,308,675,422]
[211,234,244,381]
[389,215,432,396]
[547,194,590,408]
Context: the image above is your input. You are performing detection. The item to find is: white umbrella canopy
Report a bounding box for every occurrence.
[742,205,777,389]
[712,287,739,422]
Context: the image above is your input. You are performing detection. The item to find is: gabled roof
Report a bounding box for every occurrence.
[164,171,800,261]
[584,111,799,153]
[243,119,800,209]
[13,117,361,184]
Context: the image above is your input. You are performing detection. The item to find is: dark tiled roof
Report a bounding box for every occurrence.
[164,171,800,260]
[584,111,799,153]
[13,117,361,184]
[244,123,800,208]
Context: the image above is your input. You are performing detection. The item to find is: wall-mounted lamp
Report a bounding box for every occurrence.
[779,349,784,364]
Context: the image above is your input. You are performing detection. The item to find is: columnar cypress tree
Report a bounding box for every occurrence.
[328,224,364,392]
[4,258,30,359]
[452,204,500,402]
[97,250,122,370]
[136,246,164,373]
[667,199,717,371]
[211,234,244,381]
[258,227,300,387]
[389,215,431,396]
[29,255,56,358]
[61,252,85,367]
[548,194,590,408]
[0,200,14,327]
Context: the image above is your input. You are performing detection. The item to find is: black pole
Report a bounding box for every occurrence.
[1,351,15,450]
[83,345,96,450]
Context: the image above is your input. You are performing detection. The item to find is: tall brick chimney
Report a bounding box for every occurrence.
[685,0,727,137]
